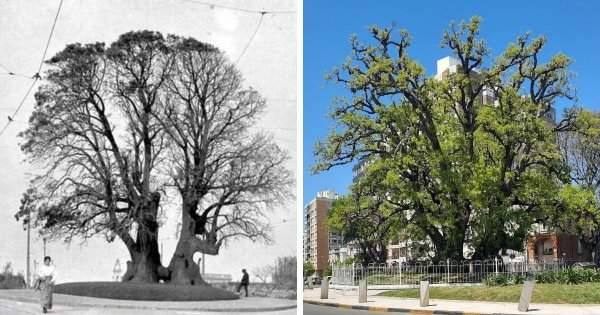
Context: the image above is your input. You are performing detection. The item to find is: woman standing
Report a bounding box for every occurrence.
[35,256,57,313]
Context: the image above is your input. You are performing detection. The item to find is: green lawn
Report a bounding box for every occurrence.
[366,273,481,285]
[378,283,600,304]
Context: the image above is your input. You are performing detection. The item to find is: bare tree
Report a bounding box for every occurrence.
[16,31,172,283]
[252,265,273,283]
[16,32,292,285]
[159,37,293,285]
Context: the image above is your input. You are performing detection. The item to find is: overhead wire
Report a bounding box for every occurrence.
[235,12,265,65]
[0,78,38,136]
[0,0,291,137]
[177,0,295,14]
[0,0,64,137]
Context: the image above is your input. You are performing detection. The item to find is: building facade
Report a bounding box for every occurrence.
[303,190,341,276]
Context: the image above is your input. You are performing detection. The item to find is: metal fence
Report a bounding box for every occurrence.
[331,259,576,287]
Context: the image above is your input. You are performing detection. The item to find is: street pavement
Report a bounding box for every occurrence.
[0,298,297,315]
[0,289,296,315]
[304,303,407,315]
[304,287,600,315]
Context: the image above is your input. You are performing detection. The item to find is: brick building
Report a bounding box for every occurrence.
[303,190,341,276]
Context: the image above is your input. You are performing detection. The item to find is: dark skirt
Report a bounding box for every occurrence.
[39,279,53,309]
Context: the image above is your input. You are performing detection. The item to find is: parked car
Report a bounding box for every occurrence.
[303,276,322,286]
[572,262,596,269]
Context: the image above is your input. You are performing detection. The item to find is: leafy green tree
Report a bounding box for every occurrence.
[553,110,600,264]
[303,261,315,278]
[328,164,401,264]
[314,17,577,261]
[324,264,332,277]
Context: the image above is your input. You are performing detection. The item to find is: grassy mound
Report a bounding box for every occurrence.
[54,282,239,301]
[378,283,600,304]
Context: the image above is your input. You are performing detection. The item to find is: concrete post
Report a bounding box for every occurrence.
[308,276,313,289]
[518,280,535,312]
[352,263,355,286]
[399,263,402,286]
[419,281,429,307]
[320,276,330,299]
[358,279,367,303]
[446,259,450,284]
[495,257,499,275]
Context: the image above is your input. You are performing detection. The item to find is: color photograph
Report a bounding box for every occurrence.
[303,1,600,314]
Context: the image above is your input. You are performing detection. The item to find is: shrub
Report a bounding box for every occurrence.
[483,274,509,286]
[272,256,296,290]
[0,263,26,289]
[484,268,600,286]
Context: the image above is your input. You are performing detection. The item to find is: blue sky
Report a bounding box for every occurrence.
[303,0,600,205]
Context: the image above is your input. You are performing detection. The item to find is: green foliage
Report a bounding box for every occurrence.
[324,264,332,277]
[303,261,315,278]
[328,182,396,265]
[483,273,526,286]
[552,110,600,263]
[378,283,600,304]
[314,16,585,261]
[484,268,600,286]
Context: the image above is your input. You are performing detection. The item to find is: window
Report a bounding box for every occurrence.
[543,239,553,255]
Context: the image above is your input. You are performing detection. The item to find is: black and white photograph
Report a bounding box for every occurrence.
[0,1,297,314]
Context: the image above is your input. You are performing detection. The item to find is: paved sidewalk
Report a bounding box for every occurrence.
[0,289,296,313]
[303,287,600,315]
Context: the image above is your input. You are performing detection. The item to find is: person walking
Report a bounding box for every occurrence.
[34,256,57,313]
[236,269,249,297]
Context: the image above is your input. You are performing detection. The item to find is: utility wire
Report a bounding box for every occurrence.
[0,62,35,79]
[0,0,63,137]
[37,0,64,75]
[235,12,265,64]
[0,63,12,73]
[178,0,295,14]
[1,72,35,79]
[0,78,38,136]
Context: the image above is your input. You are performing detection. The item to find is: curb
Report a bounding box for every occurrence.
[304,299,527,315]
[0,294,297,313]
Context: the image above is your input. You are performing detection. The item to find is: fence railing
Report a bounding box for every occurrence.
[331,259,581,286]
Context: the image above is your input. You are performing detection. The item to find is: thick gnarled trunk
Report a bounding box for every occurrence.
[167,203,220,285]
[120,192,167,283]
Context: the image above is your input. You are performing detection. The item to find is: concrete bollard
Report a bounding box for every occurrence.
[419,281,430,307]
[308,276,313,289]
[518,280,535,312]
[358,279,367,303]
[320,276,330,299]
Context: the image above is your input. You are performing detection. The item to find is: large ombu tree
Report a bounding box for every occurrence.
[160,37,292,285]
[314,17,577,261]
[17,31,171,282]
[16,31,291,284]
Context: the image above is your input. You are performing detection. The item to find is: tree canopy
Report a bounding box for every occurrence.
[16,30,292,284]
[317,17,585,262]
